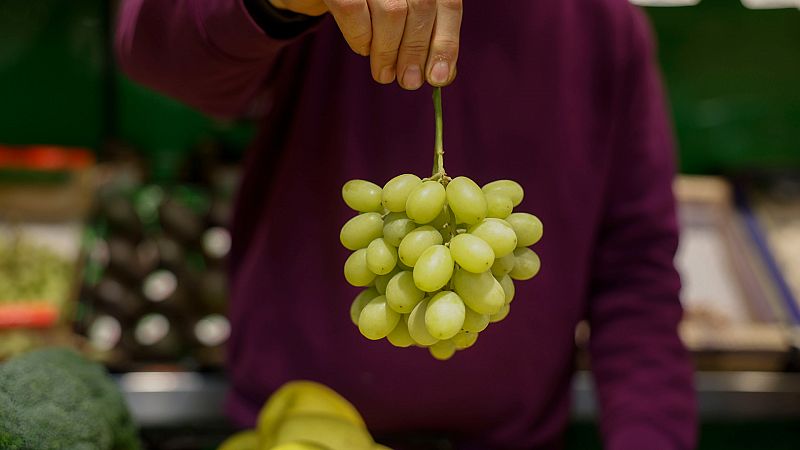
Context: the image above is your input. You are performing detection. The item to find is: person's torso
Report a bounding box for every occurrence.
[227,1,636,448]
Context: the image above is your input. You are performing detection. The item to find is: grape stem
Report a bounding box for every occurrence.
[431,87,447,181]
[430,87,457,244]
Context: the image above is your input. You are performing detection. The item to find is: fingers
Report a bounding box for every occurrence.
[367,0,408,84]
[325,0,373,56]
[326,0,462,88]
[426,0,461,87]
[396,0,437,90]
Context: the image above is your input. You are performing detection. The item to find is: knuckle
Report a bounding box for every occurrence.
[345,28,372,55]
[335,0,365,15]
[373,48,399,61]
[438,0,462,11]
[380,0,408,17]
[432,37,459,55]
[350,33,372,54]
[407,0,436,13]
[409,19,429,34]
[400,40,429,58]
[351,28,372,44]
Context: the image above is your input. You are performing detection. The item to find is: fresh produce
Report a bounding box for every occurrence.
[218,430,259,450]
[341,88,543,360]
[0,347,140,450]
[0,236,73,307]
[217,380,389,450]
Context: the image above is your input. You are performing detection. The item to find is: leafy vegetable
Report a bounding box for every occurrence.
[0,347,140,450]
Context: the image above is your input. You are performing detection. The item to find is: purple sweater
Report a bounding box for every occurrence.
[116,1,696,448]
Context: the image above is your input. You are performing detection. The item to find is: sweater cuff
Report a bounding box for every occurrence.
[243,0,325,40]
[608,425,677,450]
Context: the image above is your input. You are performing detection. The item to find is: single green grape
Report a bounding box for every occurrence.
[429,339,456,360]
[468,218,517,258]
[445,176,487,225]
[342,179,383,212]
[374,267,399,294]
[382,174,422,212]
[449,234,495,274]
[398,226,443,267]
[386,316,415,348]
[490,303,510,323]
[452,268,505,315]
[482,180,524,207]
[485,192,513,219]
[412,245,454,292]
[382,213,417,247]
[385,271,425,313]
[497,274,515,304]
[407,298,439,346]
[462,306,490,333]
[506,213,543,247]
[358,295,401,340]
[452,330,478,350]
[509,247,541,280]
[491,253,516,277]
[366,238,397,275]
[350,288,380,325]
[424,291,465,340]
[405,181,446,224]
[344,249,376,287]
[340,213,384,250]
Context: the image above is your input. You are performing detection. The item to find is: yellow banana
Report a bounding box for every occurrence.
[270,414,375,450]
[257,381,366,442]
[269,443,330,450]
[218,430,259,450]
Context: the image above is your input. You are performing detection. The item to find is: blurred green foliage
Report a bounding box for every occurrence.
[0,0,105,148]
[648,0,800,173]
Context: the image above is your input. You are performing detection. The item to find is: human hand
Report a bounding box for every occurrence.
[269,0,462,90]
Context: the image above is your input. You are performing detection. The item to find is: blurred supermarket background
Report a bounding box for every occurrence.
[0,0,799,449]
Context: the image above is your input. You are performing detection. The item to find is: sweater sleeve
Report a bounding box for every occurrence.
[115,0,321,118]
[587,8,697,450]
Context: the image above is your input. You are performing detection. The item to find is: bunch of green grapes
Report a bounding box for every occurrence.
[341,174,542,360]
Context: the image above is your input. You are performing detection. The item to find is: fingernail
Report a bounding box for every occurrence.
[379,66,395,84]
[402,65,423,90]
[430,61,449,85]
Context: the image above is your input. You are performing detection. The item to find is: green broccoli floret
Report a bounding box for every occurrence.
[0,347,141,450]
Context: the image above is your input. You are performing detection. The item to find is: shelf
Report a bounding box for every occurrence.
[116,371,228,428]
[116,370,800,428]
[572,370,800,421]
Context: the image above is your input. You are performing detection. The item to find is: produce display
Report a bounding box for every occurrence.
[745,174,800,310]
[0,236,73,312]
[0,347,140,450]
[342,89,543,360]
[219,381,389,450]
[76,167,235,368]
